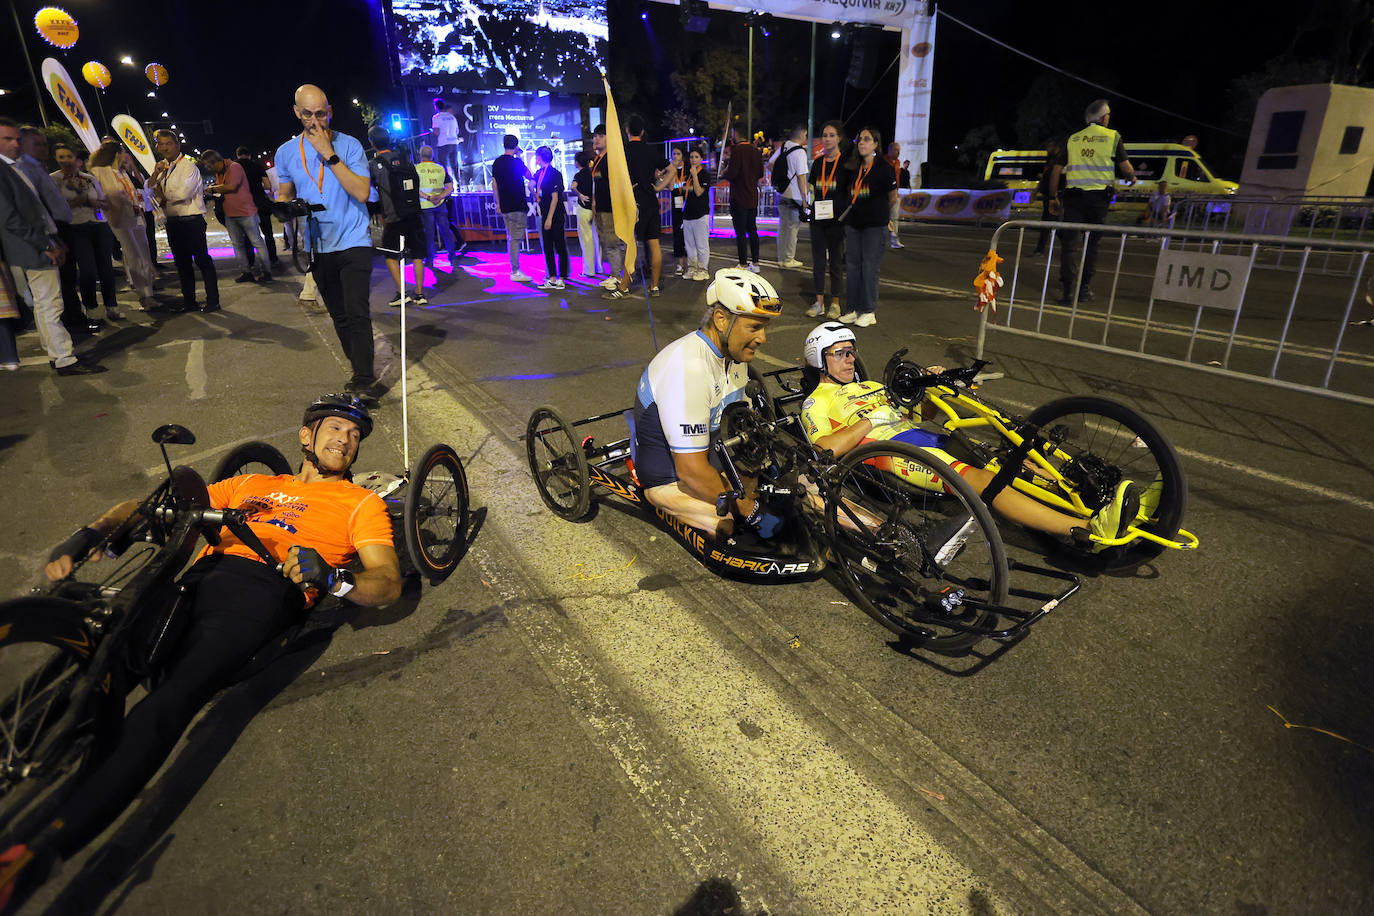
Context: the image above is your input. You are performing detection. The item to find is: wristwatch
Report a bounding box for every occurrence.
[325,153,341,166]
[329,568,356,597]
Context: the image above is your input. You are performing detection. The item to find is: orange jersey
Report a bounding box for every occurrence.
[201,474,392,568]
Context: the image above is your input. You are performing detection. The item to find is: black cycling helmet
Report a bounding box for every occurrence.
[302,393,373,439]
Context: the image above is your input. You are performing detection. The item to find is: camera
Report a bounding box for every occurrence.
[272,198,327,220]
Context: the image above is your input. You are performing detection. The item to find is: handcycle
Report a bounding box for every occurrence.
[0,418,471,852]
[525,376,1083,655]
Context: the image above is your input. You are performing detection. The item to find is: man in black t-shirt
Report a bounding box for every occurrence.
[603,113,670,301]
[589,124,625,289]
[491,134,533,282]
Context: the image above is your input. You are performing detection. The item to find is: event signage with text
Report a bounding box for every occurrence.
[41,58,101,152]
[898,189,1011,222]
[111,114,157,174]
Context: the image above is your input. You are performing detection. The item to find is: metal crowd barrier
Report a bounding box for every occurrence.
[1163,195,1373,276]
[975,219,1374,405]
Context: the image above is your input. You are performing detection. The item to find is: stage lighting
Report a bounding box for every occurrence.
[830,21,842,39]
[390,113,403,131]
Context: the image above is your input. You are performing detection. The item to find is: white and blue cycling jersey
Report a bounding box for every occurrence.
[632,330,748,488]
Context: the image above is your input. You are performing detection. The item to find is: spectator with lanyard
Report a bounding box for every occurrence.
[837,127,896,328]
[589,125,625,289]
[569,149,600,277]
[87,140,157,310]
[681,145,712,281]
[533,145,569,290]
[884,141,904,249]
[669,147,688,277]
[0,394,402,907]
[51,143,123,322]
[274,84,381,401]
[149,130,220,313]
[807,119,850,319]
[719,127,763,273]
[631,268,784,540]
[798,323,1140,548]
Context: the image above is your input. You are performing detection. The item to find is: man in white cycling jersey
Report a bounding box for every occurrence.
[632,268,783,538]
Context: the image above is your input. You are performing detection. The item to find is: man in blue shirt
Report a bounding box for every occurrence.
[275,84,382,400]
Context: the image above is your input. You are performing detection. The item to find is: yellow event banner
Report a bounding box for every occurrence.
[111,114,156,174]
[40,58,101,152]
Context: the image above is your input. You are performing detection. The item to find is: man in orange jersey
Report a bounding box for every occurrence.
[2,394,401,907]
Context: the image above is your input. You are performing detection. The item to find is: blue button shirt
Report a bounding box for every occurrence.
[274,131,375,253]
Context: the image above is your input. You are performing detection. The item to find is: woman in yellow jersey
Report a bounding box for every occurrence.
[799,323,1138,547]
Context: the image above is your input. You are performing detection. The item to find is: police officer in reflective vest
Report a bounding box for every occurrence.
[1047,99,1136,305]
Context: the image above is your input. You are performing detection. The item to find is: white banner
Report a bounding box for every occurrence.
[1151,250,1252,312]
[40,58,101,153]
[893,14,935,186]
[657,0,915,29]
[897,188,1011,222]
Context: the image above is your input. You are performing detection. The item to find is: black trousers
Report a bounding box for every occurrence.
[143,209,158,266]
[49,556,303,857]
[1059,189,1112,296]
[165,214,219,307]
[729,199,759,265]
[541,219,569,278]
[67,221,120,312]
[54,222,84,327]
[257,206,279,265]
[671,206,686,258]
[810,219,845,300]
[311,245,376,384]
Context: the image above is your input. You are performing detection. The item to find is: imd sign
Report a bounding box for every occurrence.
[1151,250,1250,312]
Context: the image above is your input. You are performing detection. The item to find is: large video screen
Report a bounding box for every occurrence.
[392,0,608,93]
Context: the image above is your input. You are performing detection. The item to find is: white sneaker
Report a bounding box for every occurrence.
[694,268,711,280]
[853,312,877,327]
[746,262,760,273]
[551,278,566,290]
[674,264,684,276]
[599,277,620,289]
[780,258,803,269]
[806,302,824,317]
[826,303,842,319]
[835,311,859,324]
[510,270,533,282]
[537,278,559,290]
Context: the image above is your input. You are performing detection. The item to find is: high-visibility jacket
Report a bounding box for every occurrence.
[1064,123,1122,191]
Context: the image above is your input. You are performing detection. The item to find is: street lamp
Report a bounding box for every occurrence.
[119,55,134,65]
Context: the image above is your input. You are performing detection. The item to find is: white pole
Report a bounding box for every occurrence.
[399,235,410,472]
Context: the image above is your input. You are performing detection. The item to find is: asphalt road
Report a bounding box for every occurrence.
[3,220,1372,915]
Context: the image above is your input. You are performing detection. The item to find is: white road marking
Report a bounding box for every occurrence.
[186,339,207,400]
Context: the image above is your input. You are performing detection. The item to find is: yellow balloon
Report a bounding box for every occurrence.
[145,63,169,87]
[81,61,111,90]
[34,7,79,49]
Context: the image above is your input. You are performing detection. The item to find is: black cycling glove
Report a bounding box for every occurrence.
[49,526,101,563]
[293,547,356,598]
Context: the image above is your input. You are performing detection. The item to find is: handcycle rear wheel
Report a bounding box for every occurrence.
[526,405,592,521]
[404,443,470,581]
[824,443,1008,654]
[0,598,120,845]
[211,441,293,482]
[1026,396,1187,570]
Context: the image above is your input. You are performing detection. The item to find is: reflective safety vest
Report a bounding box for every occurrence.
[414,160,450,211]
[1064,123,1121,191]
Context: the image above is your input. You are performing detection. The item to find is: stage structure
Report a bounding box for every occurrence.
[385,1,609,240]
[649,0,935,183]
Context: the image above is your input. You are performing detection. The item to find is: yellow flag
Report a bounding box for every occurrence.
[600,74,638,276]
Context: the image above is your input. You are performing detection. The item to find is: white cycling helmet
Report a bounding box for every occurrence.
[803,322,856,369]
[706,268,782,318]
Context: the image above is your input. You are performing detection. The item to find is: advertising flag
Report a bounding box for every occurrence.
[600,73,638,276]
[112,114,156,174]
[40,58,101,152]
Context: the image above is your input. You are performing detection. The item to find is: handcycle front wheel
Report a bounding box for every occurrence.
[823,442,1008,654]
[211,441,293,482]
[0,598,121,846]
[526,405,592,521]
[1026,396,1187,570]
[404,443,470,582]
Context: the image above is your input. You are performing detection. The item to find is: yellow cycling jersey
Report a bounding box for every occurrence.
[800,380,918,444]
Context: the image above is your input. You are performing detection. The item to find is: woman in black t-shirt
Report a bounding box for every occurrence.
[681,147,713,280]
[534,146,569,289]
[570,150,600,277]
[807,119,852,318]
[669,148,689,276]
[840,126,897,327]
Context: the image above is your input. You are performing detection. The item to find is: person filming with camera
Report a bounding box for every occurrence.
[273,84,382,401]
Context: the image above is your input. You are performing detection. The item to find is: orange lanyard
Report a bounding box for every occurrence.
[536,166,549,194]
[592,152,606,178]
[852,159,874,197]
[157,155,181,186]
[817,154,839,197]
[298,135,326,195]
